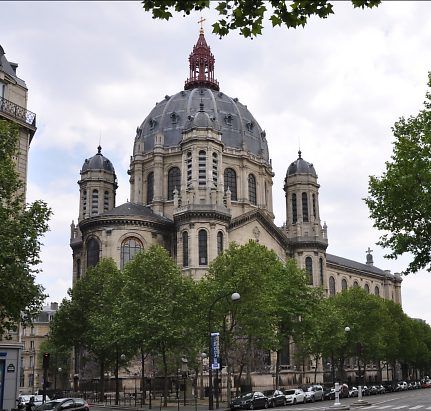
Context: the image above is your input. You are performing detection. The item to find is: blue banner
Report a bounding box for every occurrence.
[210,332,220,370]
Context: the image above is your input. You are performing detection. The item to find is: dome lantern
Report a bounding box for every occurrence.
[184,25,219,91]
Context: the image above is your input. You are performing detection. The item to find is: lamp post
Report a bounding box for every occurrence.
[200,353,207,400]
[208,292,240,410]
[115,351,126,405]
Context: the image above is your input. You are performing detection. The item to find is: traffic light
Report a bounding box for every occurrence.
[43,352,50,369]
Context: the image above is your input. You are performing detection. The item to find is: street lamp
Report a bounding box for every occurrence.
[208,292,240,410]
[115,352,126,405]
[200,353,207,400]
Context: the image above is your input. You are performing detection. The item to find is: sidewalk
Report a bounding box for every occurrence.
[90,399,229,411]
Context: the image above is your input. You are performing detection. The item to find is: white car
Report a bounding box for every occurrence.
[284,388,305,405]
[304,385,324,402]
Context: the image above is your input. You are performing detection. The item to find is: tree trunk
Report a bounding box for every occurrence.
[100,360,105,401]
[162,349,169,407]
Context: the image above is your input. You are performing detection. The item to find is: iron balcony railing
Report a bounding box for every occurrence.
[0,95,36,127]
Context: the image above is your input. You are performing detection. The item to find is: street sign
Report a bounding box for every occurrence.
[210,332,220,370]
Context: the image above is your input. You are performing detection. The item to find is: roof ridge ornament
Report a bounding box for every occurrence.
[184,23,220,91]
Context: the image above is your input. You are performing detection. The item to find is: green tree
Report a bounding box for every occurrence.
[206,241,283,396]
[120,245,199,406]
[141,0,381,38]
[365,72,431,275]
[0,120,52,336]
[50,258,126,398]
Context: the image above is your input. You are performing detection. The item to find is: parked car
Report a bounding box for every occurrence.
[284,388,305,405]
[262,390,286,407]
[349,387,358,397]
[17,395,50,410]
[230,392,269,410]
[398,381,408,391]
[421,380,431,388]
[35,398,89,411]
[304,385,324,402]
[376,384,386,394]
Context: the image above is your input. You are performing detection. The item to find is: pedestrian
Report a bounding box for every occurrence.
[26,396,35,411]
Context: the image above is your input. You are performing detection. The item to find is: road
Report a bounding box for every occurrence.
[89,390,431,411]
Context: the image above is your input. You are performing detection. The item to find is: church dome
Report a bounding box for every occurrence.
[133,30,269,162]
[286,151,317,177]
[81,145,115,173]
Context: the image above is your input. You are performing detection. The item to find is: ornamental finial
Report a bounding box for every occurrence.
[198,16,206,34]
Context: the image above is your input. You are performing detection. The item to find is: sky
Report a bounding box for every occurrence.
[3,1,431,323]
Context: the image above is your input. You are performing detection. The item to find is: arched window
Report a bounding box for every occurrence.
[374,286,380,296]
[198,229,208,265]
[87,238,100,268]
[353,281,359,288]
[364,283,370,294]
[248,174,257,205]
[76,259,81,280]
[217,231,223,256]
[312,194,316,219]
[305,257,313,285]
[319,258,324,285]
[182,231,189,267]
[82,190,87,214]
[198,150,206,186]
[212,153,218,187]
[341,278,348,290]
[329,276,336,296]
[302,192,309,222]
[91,189,98,216]
[121,238,142,269]
[147,172,154,204]
[168,167,181,200]
[186,151,192,186]
[292,194,297,224]
[224,168,237,201]
[104,191,109,212]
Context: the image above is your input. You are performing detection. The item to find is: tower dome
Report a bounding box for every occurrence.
[286,151,317,178]
[81,145,115,174]
[133,30,269,162]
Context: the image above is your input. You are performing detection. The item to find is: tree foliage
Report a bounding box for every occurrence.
[0,120,52,336]
[141,0,381,38]
[366,72,431,275]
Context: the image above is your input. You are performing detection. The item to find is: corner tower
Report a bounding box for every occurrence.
[78,146,117,221]
[284,151,328,288]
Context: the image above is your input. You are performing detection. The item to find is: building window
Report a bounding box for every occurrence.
[364,283,370,294]
[147,172,154,204]
[87,238,100,267]
[198,150,206,186]
[91,189,98,216]
[312,194,316,219]
[104,191,109,211]
[302,192,309,222]
[374,286,380,296]
[212,152,218,187]
[217,231,223,255]
[329,276,336,296]
[121,238,142,269]
[341,278,347,290]
[0,82,5,98]
[305,257,313,285]
[76,259,81,280]
[167,167,181,200]
[82,190,87,214]
[292,194,297,224]
[182,231,189,267]
[29,356,34,368]
[248,174,257,205]
[224,168,237,200]
[353,281,359,288]
[28,373,34,388]
[186,151,192,187]
[198,229,208,265]
[319,258,324,286]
